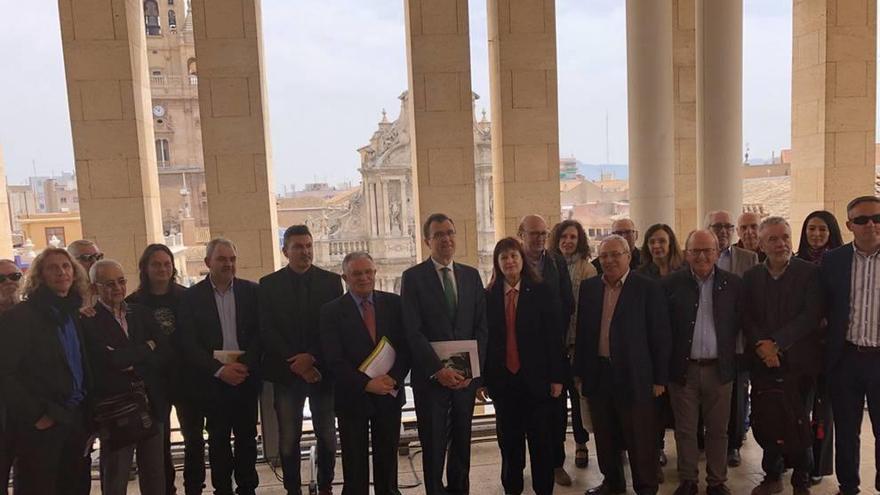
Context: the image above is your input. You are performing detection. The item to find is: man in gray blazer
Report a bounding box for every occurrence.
[707,210,759,467]
[401,213,488,495]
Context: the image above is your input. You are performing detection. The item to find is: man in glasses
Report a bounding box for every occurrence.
[705,210,758,467]
[518,214,576,486]
[0,259,22,494]
[592,218,641,275]
[663,230,743,495]
[823,195,880,495]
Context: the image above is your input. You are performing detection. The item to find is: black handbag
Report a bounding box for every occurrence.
[93,380,157,452]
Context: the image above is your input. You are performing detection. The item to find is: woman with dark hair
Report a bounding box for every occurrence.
[795,210,843,484]
[125,244,194,495]
[796,210,844,264]
[549,219,596,467]
[639,223,684,279]
[479,237,563,495]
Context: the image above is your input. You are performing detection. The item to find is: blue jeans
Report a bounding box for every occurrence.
[273,382,337,495]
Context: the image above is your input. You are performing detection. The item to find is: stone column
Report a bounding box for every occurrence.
[696,0,743,221]
[487,0,561,237]
[626,0,676,230]
[791,0,876,240]
[58,0,164,277]
[191,0,280,281]
[404,0,479,265]
[673,0,698,233]
[380,179,390,236]
[0,145,13,259]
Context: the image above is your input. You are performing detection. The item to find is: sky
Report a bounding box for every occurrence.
[0,0,799,189]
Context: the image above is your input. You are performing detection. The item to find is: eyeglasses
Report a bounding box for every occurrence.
[612,230,636,237]
[430,230,456,241]
[598,251,628,260]
[709,223,735,231]
[851,214,880,225]
[524,230,549,239]
[0,272,22,283]
[77,253,104,263]
[96,278,127,289]
[687,248,718,258]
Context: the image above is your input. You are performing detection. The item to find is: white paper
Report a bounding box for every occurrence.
[213,350,245,365]
[431,339,481,379]
[359,337,397,379]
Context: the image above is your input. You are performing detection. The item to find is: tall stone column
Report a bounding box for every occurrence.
[791,0,876,240]
[487,0,560,237]
[673,0,698,232]
[696,0,743,221]
[191,0,280,281]
[626,0,675,231]
[58,0,164,277]
[404,0,479,265]
[0,145,13,259]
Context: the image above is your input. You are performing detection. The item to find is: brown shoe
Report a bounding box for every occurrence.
[554,467,573,486]
[751,478,783,495]
[707,484,732,495]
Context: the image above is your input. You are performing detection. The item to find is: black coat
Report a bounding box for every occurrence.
[742,258,824,377]
[484,278,564,399]
[319,291,410,413]
[400,259,488,386]
[662,268,743,385]
[81,302,170,417]
[177,277,262,402]
[573,271,671,404]
[540,251,575,338]
[259,265,343,386]
[821,244,859,372]
[0,295,93,426]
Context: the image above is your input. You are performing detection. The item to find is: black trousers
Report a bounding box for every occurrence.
[166,397,207,495]
[830,345,880,495]
[9,409,91,495]
[413,381,477,495]
[810,373,834,477]
[1,423,14,495]
[205,383,260,495]
[492,376,555,495]
[587,361,659,495]
[337,396,402,495]
[551,360,589,468]
[727,359,750,451]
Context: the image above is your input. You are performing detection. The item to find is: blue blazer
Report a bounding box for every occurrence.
[821,243,856,372]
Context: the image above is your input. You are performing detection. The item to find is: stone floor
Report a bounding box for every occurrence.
[104,418,879,495]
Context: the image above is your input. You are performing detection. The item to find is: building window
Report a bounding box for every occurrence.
[45,227,66,247]
[144,0,161,35]
[156,139,171,167]
[168,9,177,28]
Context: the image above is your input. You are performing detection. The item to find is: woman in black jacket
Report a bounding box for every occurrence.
[478,237,563,495]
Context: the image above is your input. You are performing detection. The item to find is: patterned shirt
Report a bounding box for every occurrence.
[846,244,880,346]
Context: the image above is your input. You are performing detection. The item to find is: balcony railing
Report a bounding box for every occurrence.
[150,75,198,87]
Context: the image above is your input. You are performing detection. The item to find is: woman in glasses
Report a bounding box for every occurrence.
[795,210,843,485]
[126,244,194,495]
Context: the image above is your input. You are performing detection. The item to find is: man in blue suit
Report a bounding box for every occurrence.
[823,195,880,495]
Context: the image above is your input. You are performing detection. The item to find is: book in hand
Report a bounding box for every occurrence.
[431,339,480,379]
[359,337,398,397]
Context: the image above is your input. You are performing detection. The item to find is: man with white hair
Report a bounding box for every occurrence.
[67,239,103,273]
[574,235,671,495]
[742,217,823,495]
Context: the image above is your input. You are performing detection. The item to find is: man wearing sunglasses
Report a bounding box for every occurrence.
[0,258,22,495]
[822,195,880,495]
[67,239,104,273]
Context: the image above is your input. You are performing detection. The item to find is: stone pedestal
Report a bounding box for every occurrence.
[487,0,561,237]
[58,0,164,278]
[791,0,876,241]
[696,0,743,221]
[404,0,479,265]
[191,0,280,280]
[626,0,676,231]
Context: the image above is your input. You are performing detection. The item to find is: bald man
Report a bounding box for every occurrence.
[592,219,642,275]
[735,212,766,262]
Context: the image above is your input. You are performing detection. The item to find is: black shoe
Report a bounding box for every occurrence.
[707,484,732,495]
[585,483,626,495]
[673,481,698,495]
[575,443,590,468]
[727,448,741,467]
[659,449,668,467]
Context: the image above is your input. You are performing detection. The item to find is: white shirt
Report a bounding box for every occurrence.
[431,257,457,296]
[210,277,239,352]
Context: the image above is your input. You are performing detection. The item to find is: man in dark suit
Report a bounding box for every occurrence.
[518,214,575,486]
[320,252,410,495]
[823,196,880,495]
[663,230,743,495]
[260,225,343,495]
[0,248,93,495]
[574,235,671,495]
[178,238,262,495]
[401,213,488,495]
[591,218,641,274]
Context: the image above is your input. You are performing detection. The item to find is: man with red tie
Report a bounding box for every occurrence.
[320,252,410,495]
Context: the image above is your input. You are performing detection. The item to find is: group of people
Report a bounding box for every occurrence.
[0,194,877,495]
